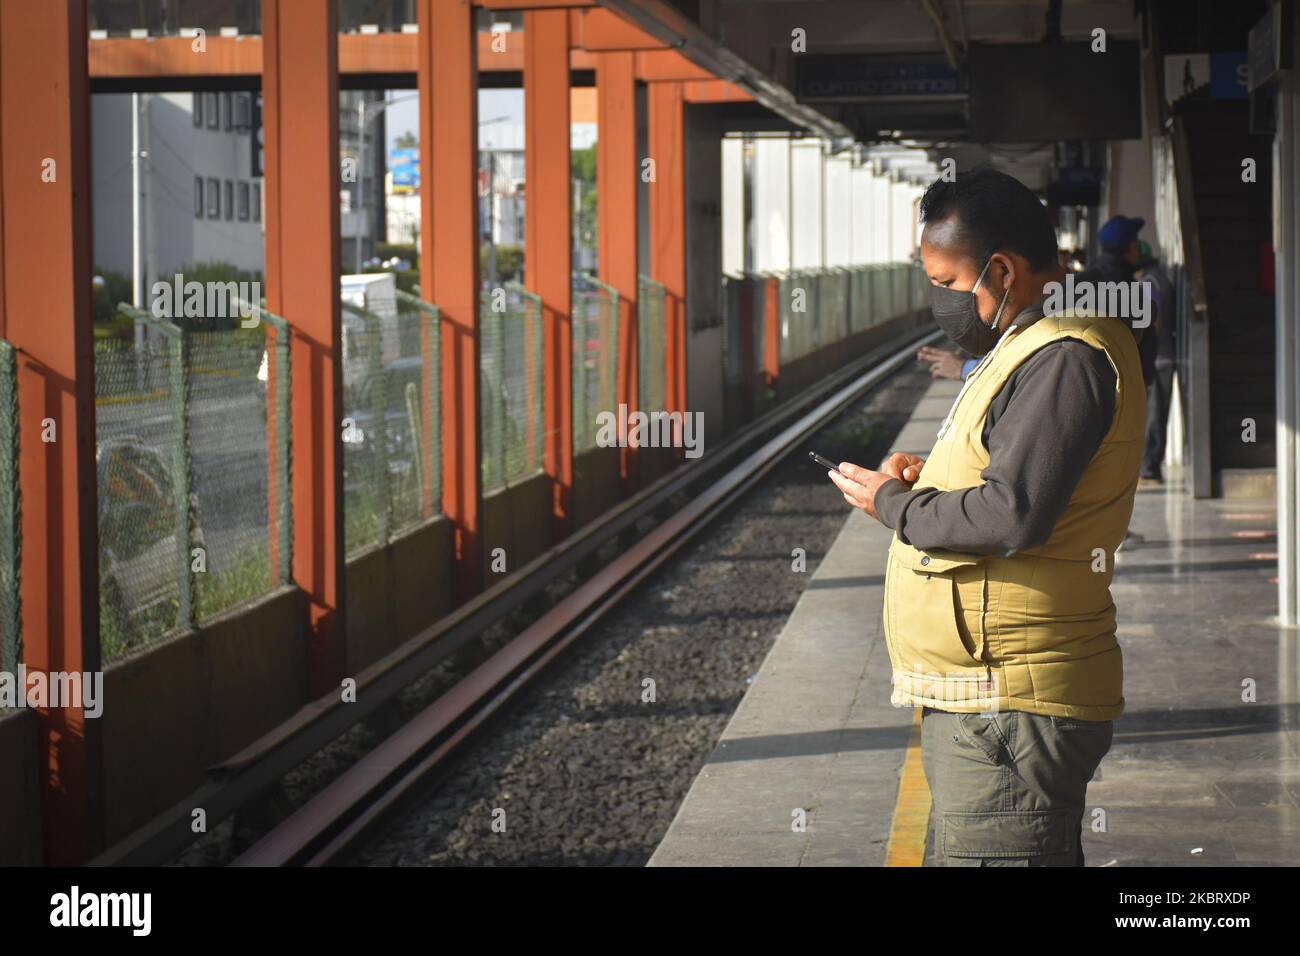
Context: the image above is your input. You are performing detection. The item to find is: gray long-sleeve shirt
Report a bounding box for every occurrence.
[874,306,1117,557]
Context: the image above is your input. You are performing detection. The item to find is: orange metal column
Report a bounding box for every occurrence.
[262,0,345,696]
[597,52,638,481]
[0,0,101,864]
[419,0,481,601]
[763,275,781,394]
[647,81,686,417]
[524,9,573,527]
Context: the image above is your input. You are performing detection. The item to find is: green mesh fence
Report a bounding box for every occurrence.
[96,303,291,663]
[637,275,666,413]
[573,275,620,453]
[395,290,442,521]
[343,292,440,558]
[775,263,920,364]
[0,340,19,673]
[479,283,544,495]
[910,260,929,311]
[96,308,190,660]
[818,269,850,347]
[778,270,820,363]
[891,263,909,318]
[848,267,874,333]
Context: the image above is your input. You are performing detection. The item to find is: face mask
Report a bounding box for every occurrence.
[929,255,1012,356]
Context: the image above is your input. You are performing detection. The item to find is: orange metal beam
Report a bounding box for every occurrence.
[341,31,419,73]
[477,27,524,72]
[571,8,668,51]
[262,0,345,696]
[88,33,598,79]
[524,10,574,527]
[635,49,714,83]
[89,35,262,77]
[648,81,687,418]
[419,0,481,603]
[682,79,753,103]
[0,0,101,864]
[597,52,640,483]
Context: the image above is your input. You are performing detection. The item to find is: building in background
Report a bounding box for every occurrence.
[340,89,388,271]
[92,91,265,297]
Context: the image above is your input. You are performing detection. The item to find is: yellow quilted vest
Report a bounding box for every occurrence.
[882,311,1145,719]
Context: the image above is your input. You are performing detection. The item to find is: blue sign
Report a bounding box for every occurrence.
[390,147,419,190]
[1210,52,1249,99]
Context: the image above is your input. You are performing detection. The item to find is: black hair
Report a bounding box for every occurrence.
[918,166,1058,272]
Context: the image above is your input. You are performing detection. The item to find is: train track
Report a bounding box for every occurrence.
[229,329,938,866]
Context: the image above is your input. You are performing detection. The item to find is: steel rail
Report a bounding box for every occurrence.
[233,329,939,866]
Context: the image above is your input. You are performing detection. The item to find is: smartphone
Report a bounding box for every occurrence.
[808,451,840,472]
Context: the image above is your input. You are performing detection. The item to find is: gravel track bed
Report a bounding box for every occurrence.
[350,362,932,866]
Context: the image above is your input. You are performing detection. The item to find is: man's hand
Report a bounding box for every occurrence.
[879,451,925,488]
[917,345,965,381]
[827,461,896,520]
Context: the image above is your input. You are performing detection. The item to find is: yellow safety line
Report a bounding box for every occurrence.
[883,707,931,866]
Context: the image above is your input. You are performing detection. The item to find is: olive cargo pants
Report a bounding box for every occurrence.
[920,706,1113,866]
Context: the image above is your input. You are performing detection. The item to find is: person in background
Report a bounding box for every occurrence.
[1079,215,1157,388]
[916,343,976,381]
[1135,240,1176,483]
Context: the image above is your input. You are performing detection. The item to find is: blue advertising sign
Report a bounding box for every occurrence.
[390,147,419,191]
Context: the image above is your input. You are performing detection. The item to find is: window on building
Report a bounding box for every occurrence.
[235,93,251,131]
[207,177,220,218]
[206,93,219,129]
[192,94,203,127]
[194,177,204,218]
[253,182,262,222]
[237,181,250,221]
[222,93,233,131]
[224,180,234,220]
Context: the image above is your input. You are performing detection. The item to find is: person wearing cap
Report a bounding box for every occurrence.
[1080,215,1157,387]
[1135,240,1176,482]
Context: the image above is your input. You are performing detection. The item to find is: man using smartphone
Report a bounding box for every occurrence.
[824,167,1144,867]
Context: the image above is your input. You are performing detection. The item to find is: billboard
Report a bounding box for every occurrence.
[390,147,419,192]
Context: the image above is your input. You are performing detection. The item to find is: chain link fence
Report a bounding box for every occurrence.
[573,274,620,453]
[0,340,19,674]
[480,283,544,494]
[776,262,926,364]
[638,275,666,413]
[342,291,441,558]
[96,303,291,663]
